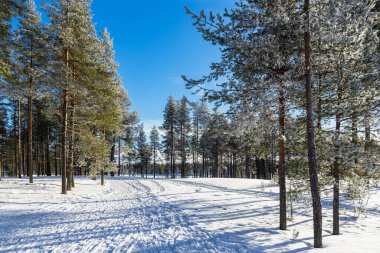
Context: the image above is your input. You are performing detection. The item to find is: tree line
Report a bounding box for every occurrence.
[124,95,278,181]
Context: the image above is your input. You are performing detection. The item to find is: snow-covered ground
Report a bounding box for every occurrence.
[0,177,379,252]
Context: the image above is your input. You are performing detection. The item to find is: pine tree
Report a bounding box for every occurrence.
[175,96,191,178]
[183,0,305,230]
[304,0,322,247]
[136,125,151,177]
[0,105,7,180]
[161,96,177,178]
[150,126,160,178]
[123,111,139,176]
[99,27,125,177]
[312,0,379,237]
[47,0,127,190]
[15,0,47,183]
[0,0,23,79]
[190,98,210,177]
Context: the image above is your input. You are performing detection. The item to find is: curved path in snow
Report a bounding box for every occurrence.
[0,178,250,253]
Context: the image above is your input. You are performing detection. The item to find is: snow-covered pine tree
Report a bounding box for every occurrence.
[150,126,160,178]
[0,0,23,79]
[47,0,94,193]
[175,96,191,178]
[0,105,7,180]
[190,101,200,177]
[191,98,210,178]
[15,0,48,184]
[99,27,128,176]
[47,0,128,190]
[136,124,151,177]
[184,0,305,231]
[122,111,139,176]
[201,109,229,178]
[303,0,323,247]
[312,0,379,236]
[161,96,177,178]
[116,108,135,176]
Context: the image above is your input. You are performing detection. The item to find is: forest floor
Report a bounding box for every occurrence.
[0,177,379,253]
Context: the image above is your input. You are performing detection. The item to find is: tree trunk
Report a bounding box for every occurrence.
[28,79,33,183]
[192,149,196,178]
[36,141,39,176]
[101,168,105,186]
[364,97,371,151]
[23,142,26,176]
[304,0,323,247]
[181,160,185,178]
[214,152,219,178]
[333,78,344,235]
[146,160,148,178]
[153,145,156,178]
[278,81,287,231]
[195,119,199,178]
[70,99,75,188]
[54,142,58,176]
[18,99,22,178]
[170,123,175,179]
[202,151,205,178]
[110,134,115,177]
[333,110,341,235]
[66,112,72,190]
[245,153,250,179]
[61,89,68,194]
[351,107,359,164]
[118,137,121,176]
[180,123,184,178]
[351,110,358,145]
[233,153,237,178]
[46,127,51,176]
[42,141,45,176]
[12,103,17,177]
[67,98,75,190]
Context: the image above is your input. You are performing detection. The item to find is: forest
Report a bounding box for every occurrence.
[0,0,379,252]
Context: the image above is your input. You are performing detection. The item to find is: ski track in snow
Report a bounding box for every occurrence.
[0,177,380,253]
[0,178,250,253]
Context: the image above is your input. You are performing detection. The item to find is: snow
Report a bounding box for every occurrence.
[0,177,379,252]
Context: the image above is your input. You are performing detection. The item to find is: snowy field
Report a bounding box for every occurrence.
[0,177,379,253]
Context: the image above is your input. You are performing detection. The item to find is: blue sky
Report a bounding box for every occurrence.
[89,0,234,129]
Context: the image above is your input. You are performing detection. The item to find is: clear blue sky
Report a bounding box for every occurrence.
[89,0,234,128]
